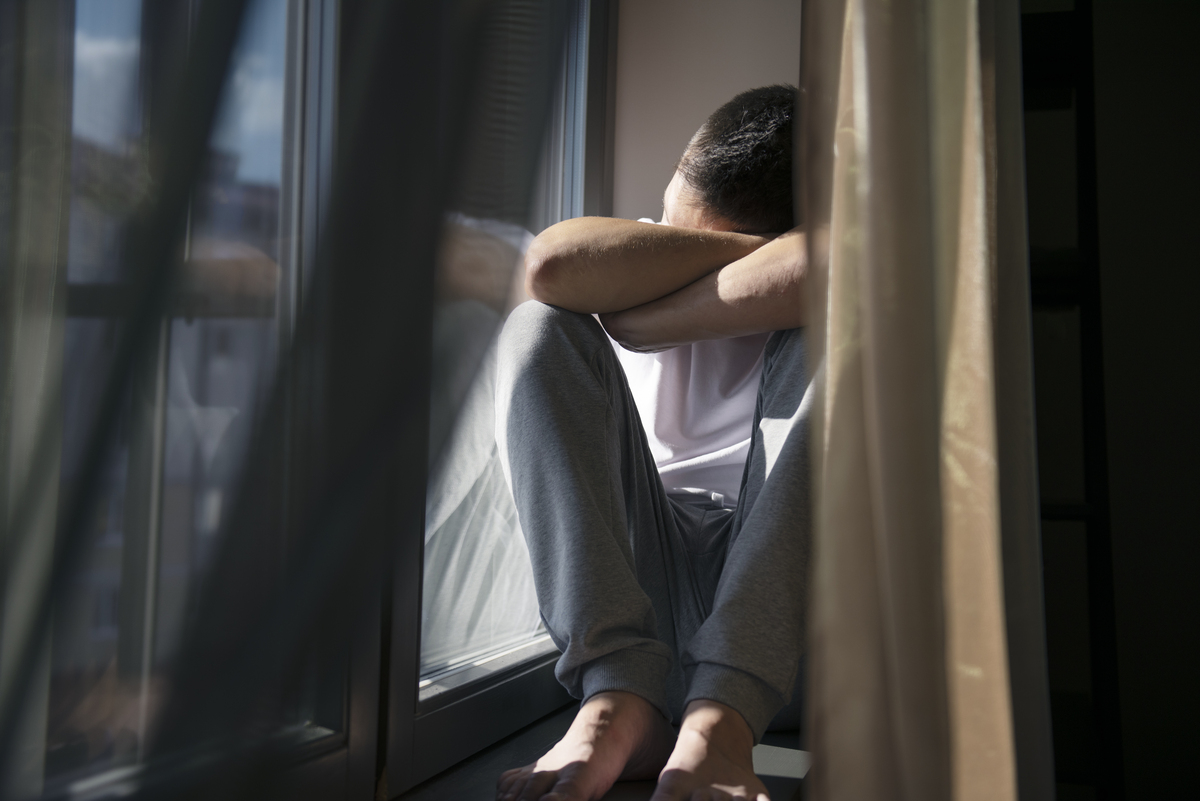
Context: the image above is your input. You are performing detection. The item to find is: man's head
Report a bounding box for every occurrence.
[668,84,797,235]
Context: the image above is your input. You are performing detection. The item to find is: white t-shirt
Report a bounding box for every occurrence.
[614,334,768,505]
[610,218,767,505]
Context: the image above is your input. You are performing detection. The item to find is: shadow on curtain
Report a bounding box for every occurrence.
[798,1,1054,799]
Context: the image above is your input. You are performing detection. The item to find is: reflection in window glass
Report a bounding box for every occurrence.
[48,318,138,779]
[418,4,587,693]
[155,0,288,666]
[420,220,548,693]
[67,0,144,284]
[47,0,145,781]
[45,0,308,787]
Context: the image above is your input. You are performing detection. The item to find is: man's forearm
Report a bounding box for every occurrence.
[525,217,771,314]
[600,229,807,352]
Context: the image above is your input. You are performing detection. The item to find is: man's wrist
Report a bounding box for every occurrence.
[600,306,690,353]
[599,309,655,353]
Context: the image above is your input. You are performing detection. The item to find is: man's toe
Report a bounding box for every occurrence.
[515,769,560,801]
[542,778,593,801]
[548,773,597,801]
[498,767,533,799]
[497,768,526,794]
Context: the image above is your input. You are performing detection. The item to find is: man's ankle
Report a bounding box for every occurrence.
[585,690,657,715]
[679,699,754,752]
[576,691,666,740]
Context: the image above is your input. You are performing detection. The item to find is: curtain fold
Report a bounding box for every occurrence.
[799,1,1052,799]
[0,3,75,795]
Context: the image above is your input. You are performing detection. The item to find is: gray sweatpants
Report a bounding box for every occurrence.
[495,302,811,741]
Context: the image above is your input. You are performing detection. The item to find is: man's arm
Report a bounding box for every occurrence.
[525,217,772,314]
[599,228,806,352]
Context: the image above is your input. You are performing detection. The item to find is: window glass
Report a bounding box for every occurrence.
[48,316,138,780]
[154,0,288,668]
[1041,521,1092,696]
[420,218,550,693]
[416,5,588,697]
[45,0,322,789]
[67,0,144,284]
[47,0,146,781]
[1031,308,1086,504]
[1024,108,1077,251]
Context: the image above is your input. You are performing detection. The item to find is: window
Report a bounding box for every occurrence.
[382,1,617,792]
[1,1,610,797]
[1,1,363,797]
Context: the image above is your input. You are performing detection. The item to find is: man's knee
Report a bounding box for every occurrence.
[498,300,606,373]
[764,328,806,377]
[503,299,599,339]
[758,328,810,412]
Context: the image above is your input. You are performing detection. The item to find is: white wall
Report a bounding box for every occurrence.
[611,0,802,221]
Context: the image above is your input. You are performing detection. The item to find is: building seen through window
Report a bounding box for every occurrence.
[46,0,301,785]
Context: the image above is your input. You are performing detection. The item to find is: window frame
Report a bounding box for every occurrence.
[274,3,383,799]
[381,0,618,794]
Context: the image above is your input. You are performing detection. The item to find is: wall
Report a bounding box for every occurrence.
[1093,2,1200,796]
[611,0,802,221]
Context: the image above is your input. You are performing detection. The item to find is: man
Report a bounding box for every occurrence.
[495,85,809,801]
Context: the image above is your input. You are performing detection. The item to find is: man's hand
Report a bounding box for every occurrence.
[525,217,772,314]
[600,227,807,352]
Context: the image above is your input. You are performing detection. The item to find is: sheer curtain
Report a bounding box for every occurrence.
[0,3,74,793]
[799,1,1053,799]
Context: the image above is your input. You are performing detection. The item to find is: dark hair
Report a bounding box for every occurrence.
[678,84,797,234]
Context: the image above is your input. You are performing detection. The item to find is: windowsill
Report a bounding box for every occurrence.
[419,636,559,708]
[397,705,810,800]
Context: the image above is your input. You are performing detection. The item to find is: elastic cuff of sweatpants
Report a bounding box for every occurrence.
[684,662,785,743]
[579,649,672,724]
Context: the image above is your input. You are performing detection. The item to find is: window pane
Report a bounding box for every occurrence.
[47,319,138,780]
[46,0,146,781]
[1031,308,1087,504]
[44,0,331,788]
[417,5,584,696]
[1041,521,1091,695]
[154,0,289,667]
[1024,107,1077,251]
[68,0,144,284]
[420,221,550,694]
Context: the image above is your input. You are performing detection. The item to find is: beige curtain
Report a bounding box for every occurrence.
[799,1,1054,799]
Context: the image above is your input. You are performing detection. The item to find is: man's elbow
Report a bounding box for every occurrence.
[524,234,578,307]
[523,238,557,304]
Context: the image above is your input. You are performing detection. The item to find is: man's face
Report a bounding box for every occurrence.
[661,169,738,232]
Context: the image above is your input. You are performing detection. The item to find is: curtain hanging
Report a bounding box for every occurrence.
[799,1,1053,799]
[0,3,74,794]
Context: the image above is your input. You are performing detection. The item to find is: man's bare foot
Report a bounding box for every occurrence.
[651,700,770,801]
[496,691,676,801]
